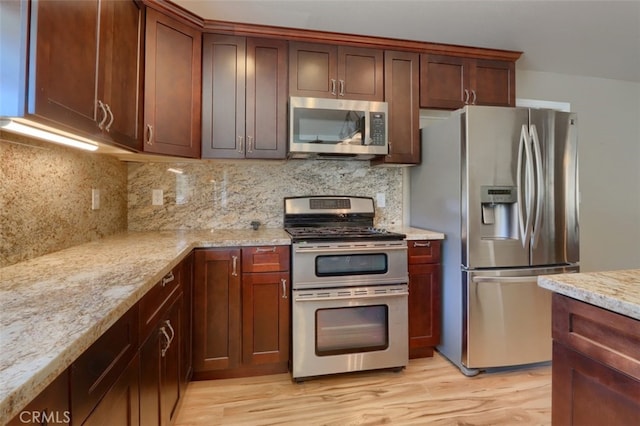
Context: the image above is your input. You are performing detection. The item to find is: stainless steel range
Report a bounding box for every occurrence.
[284,196,409,381]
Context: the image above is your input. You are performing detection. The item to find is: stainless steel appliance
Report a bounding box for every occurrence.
[288,97,388,159]
[410,106,579,376]
[284,196,409,381]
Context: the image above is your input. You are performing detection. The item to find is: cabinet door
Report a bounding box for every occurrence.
[82,355,140,426]
[97,0,144,150]
[419,54,468,109]
[202,34,246,159]
[193,249,242,373]
[408,263,441,358]
[380,50,420,165]
[144,8,201,158]
[180,253,194,391]
[31,0,99,133]
[338,46,384,101]
[242,272,290,366]
[289,42,337,98]
[471,59,515,107]
[139,320,161,426]
[160,296,183,426]
[246,38,288,159]
[552,342,640,425]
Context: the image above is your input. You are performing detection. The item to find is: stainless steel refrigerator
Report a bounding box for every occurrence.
[410,105,579,376]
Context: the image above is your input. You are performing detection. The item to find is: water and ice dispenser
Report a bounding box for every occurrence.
[480,186,518,240]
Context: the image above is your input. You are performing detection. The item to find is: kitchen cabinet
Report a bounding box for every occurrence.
[193,246,290,379]
[7,371,70,426]
[29,0,144,150]
[289,42,383,101]
[551,294,640,425]
[71,305,139,425]
[407,240,441,359]
[202,35,288,159]
[420,54,515,109]
[139,288,184,426]
[374,50,420,165]
[143,8,201,158]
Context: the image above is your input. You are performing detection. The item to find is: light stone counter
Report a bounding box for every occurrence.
[391,226,445,241]
[0,229,290,423]
[538,269,640,320]
[0,226,444,422]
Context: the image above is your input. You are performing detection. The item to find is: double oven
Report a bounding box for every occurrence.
[284,196,409,381]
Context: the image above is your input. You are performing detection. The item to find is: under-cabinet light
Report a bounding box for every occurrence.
[0,119,99,151]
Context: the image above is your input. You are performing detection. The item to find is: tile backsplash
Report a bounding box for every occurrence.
[128,160,403,231]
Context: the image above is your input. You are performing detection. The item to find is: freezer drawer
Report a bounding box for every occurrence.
[463,266,578,369]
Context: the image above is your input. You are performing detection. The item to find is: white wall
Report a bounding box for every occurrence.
[516,70,640,272]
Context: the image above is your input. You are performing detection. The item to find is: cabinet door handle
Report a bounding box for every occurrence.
[247,136,254,153]
[161,270,174,287]
[164,319,175,345]
[255,246,277,253]
[413,241,431,248]
[464,89,470,104]
[104,103,114,132]
[231,255,238,276]
[330,79,337,95]
[237,136,244,154]
[339,80,345,96]
[160,326,171,357]
[97,100,108,130]
[281,278,287,299]
[471,89,477,105]
[145,124,154,145]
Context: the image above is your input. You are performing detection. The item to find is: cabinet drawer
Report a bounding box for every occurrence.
[552,293,640,380]
[408,240,441,264]
[71,304,138,425]
[242,246,290,273]
[139,268,182,339]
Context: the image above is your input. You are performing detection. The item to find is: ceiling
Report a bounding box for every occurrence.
[171,0,640,83]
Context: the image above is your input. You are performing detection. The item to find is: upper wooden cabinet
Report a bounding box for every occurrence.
[29,0,143,150]
[375,50,420,165]
[289,42,384,101]
[420,54,516,109]
[143,8,201,158]
[202,35,288,159]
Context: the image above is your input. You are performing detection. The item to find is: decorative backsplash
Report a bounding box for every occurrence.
[0,132,128,267]
[127,160,404,231]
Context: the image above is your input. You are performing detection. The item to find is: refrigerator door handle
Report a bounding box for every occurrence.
[517,124,534,248]
[530,125,544,249]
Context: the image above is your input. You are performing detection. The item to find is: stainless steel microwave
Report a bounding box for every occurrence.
[288,96,388,159]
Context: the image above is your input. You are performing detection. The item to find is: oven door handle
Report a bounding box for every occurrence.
[294,292,408,302]
[294,245,407,254]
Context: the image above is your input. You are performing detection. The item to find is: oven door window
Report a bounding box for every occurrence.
[316,253,388,276]
[315,305,389,356]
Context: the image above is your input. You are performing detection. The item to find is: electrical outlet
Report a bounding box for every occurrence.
[152,189,163,206]
[91,189,100,210]
[376,193,386,208]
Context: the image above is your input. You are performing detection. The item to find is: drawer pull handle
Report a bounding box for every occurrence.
[165,319,175,344]
[413,241,431,248]
[161,271,175,287]
[255,246,277,253]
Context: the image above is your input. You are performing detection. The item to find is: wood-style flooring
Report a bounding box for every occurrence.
[175,353,551,425]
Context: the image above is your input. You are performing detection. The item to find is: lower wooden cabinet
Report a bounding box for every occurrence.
[551,294,640,425]
[407,240,441,358]
[193,246,290,379]
[140,292,183,426]
[8,371,70,425]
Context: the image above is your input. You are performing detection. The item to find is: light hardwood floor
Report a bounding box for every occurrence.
[175,353,551,425]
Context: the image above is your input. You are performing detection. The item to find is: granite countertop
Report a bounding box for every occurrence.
[0,226,442,421]
[538,269,640,320]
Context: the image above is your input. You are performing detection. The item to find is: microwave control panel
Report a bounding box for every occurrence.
[369,112,386,146]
